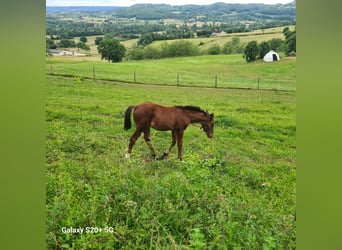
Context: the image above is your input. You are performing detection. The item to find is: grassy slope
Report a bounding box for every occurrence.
[46,54,296,91]
[46,75,296,249]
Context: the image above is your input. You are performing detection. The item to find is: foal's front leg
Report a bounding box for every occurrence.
[176,131,184,161]
[160,131,176,160]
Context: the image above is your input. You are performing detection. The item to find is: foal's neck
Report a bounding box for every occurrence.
[185,110,207,123]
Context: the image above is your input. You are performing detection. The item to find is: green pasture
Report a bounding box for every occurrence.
[149,32,286,52]
[63,25,295,61]
[71,25,294,56]
[46,75,296,249]
[46,54,296,91]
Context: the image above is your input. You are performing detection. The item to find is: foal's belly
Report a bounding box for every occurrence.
[150,120,172,131]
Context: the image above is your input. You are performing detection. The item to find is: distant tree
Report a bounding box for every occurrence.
[258,41,271,59]
[283,27,296,55]
[127,44,144,60]
[244,41,259,62]
[76,42,90,50]
[97,38,126,62]
[138,33,154,47]
[46,37,57,49]
[80,36,87,43]
[223,36,243,54]
[196,30,212,38]
[268,38,283,51]
[283,27,290,35]
[59,39,76,48]
[208,44,221,55]
[95,37,103,45]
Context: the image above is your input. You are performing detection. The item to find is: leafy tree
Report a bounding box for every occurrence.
[268,38,283,51]
[80,36,87,43]
[258,41,271,59]
[46,37,57,49]
[283,27,296,55]
[76,42,90,50]
[59,39,76,48]
[95,37,103,45]
[138,33,154,47]
[283,27,290,35]
[223,36,243,54]
[97,38,126,62]
[244,41,259,62]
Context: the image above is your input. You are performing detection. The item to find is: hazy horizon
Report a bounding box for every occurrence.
[46,0,294,7]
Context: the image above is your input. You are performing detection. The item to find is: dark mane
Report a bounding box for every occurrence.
[176,105,206,114]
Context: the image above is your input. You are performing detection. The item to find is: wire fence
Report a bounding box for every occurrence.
[47,63,296,92]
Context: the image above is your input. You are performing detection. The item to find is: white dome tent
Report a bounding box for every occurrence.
[263,50,280,62]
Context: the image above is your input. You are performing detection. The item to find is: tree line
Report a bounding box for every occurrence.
[46,36,90,51]
[46,25,295,63]
[96,26,295,63]
[47,17,293,44]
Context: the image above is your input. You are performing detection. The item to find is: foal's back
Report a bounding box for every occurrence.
[134,102,185,131]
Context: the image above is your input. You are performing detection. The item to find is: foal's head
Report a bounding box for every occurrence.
[201,112,214,138]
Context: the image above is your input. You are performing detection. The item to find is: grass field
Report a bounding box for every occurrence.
[46,54,296,91]
[46,74,296,249]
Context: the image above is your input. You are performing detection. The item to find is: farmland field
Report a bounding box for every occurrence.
[66,25,295,58]
[46,54,296,91]
[46,72,296,248]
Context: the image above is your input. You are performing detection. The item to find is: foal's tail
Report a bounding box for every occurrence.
[124,105,135,130]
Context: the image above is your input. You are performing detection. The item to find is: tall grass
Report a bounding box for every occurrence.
[46,75,296,249]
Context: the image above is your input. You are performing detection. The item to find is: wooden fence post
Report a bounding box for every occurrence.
[93,66,96,80]
[134,71,136,83]
[257,77,260,90]
[177,73,180,86]
[50,64,53,74]
[215,75,218,87]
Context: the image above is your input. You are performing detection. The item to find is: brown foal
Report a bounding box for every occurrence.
[124,102,214,161]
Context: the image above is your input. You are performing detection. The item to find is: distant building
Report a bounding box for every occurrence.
[263,50,280,62]
[47,49,86,57]
[48,49,74,56]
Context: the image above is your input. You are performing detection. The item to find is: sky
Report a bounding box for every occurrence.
[46,0,294,7]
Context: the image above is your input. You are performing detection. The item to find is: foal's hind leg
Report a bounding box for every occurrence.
[143,129,158,159]
[125,129,142,158]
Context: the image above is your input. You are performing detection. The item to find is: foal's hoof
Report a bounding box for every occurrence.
[152,155,160,160]
[158,153,168,160]
[125,153,130,159]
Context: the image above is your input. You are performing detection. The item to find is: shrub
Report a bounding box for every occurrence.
[208,44,221,55]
